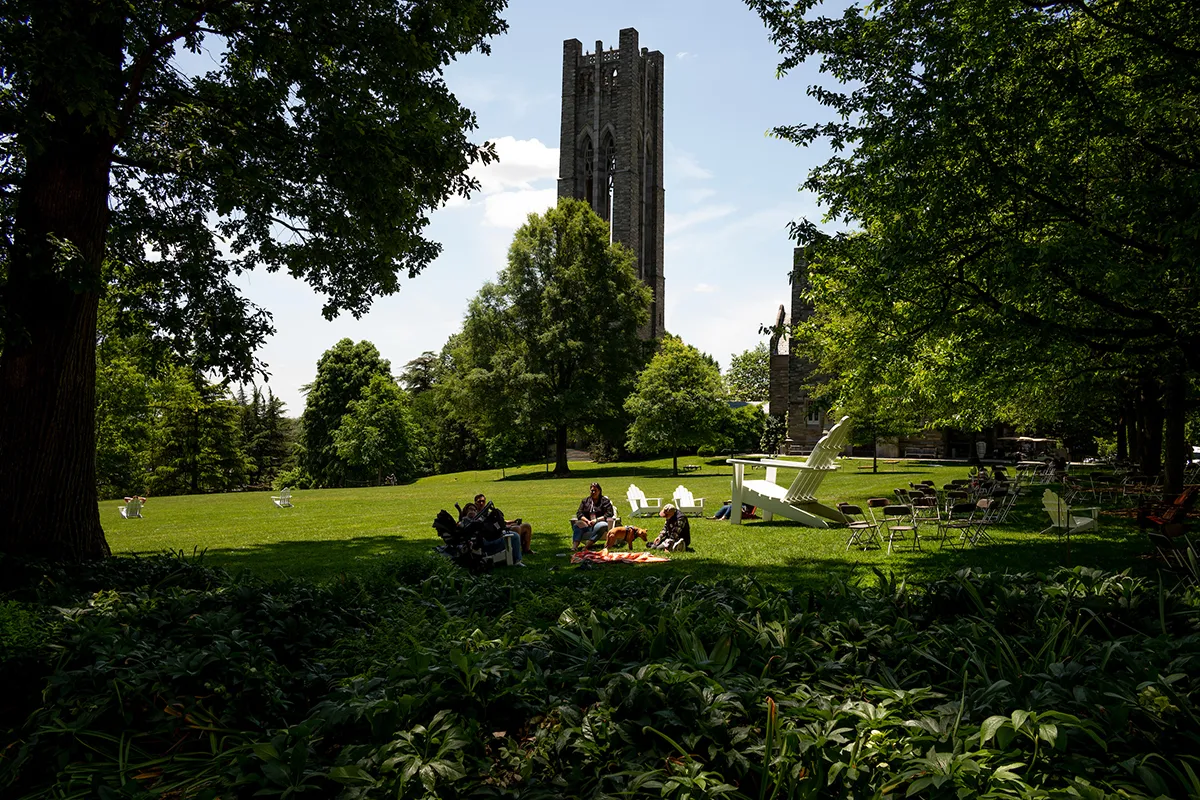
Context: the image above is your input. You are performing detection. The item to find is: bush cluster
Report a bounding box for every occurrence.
[3,554,1199,798]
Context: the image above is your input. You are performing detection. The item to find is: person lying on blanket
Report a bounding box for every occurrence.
[649,504,691,552]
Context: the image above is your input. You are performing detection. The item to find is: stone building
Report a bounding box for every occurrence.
[768,248,828,452]
[557,28,665,338]
[770,248,951,457]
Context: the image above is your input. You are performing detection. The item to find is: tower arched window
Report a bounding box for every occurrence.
[599,131,617,229]
[583,137,595,211]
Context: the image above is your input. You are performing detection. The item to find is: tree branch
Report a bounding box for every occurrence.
[1047,0,1200,62]
[111,154,173,174]
[117,1,236,141]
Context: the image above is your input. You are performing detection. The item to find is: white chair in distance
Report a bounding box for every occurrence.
[272,487,294,508]
[120,496,144,519]
[626,484,663,518]
[672,485,705,517]
[1040,489,1098,536]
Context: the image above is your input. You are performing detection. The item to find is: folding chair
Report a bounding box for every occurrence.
[838,503,882,550]
[936,502,977,549]
[866,497,890,526]
[967,498,999,546]
[881,504,918,554]
[911,495,940,528]
[943,489,970,516]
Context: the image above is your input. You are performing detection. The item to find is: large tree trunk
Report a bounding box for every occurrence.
[0,6,118,561]
[1116,408,1127,462]
[1138,375,1164,478]
[553,425,570,475]
[1162,370,1187,497]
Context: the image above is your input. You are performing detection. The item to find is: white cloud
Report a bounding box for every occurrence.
[482,188,557,229]
[471,136,559,195]
[675,51,697,60]
[682,187,717,204]
[665,204,736,236]
[669,151,713,181]
[693,283,717,293]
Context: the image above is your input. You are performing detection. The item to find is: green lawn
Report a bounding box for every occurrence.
[103,456,1155,585]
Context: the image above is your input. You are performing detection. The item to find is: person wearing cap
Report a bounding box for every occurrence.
[572,482,615,549]
[650,503,691,552]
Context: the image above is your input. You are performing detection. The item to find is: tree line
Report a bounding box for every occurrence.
[93,199,772,500]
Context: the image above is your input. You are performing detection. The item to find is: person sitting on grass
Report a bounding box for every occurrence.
[650,503,691,552]
[462,498,524,566]
[572,482,615,550]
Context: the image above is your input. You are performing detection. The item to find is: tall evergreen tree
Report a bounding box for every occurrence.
[147,369,247,495]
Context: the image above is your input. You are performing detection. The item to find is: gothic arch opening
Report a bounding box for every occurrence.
[600,129,617,230]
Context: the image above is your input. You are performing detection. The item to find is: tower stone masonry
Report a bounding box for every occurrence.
[558,28,665,339]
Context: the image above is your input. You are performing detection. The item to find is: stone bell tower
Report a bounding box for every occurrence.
[558,28,665,339]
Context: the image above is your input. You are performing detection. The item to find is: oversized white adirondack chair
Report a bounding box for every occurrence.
[672,485,705,517]
[1040,489,1098,535]
[120,497,144,519]
[726,416,853,528]
[272,487,294,508]
[626,484,663,518]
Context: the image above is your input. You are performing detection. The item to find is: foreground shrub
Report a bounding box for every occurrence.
[2,556,1199,798]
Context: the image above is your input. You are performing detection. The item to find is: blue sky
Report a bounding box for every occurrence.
[232,0,839,415]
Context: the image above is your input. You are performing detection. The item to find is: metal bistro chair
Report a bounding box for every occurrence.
[882,504,919,554]
[838,503,882,550]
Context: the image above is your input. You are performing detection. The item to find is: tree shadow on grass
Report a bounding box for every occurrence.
[151,504,1172,590]
[498,464,735,482]
[196,535,442,582]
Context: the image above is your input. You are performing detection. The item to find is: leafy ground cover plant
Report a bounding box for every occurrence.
[3,551,1199,798]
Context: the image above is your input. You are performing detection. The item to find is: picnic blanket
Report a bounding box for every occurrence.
[571,550,670,565]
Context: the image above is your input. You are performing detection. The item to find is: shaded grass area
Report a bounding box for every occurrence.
[102,457,1157,586]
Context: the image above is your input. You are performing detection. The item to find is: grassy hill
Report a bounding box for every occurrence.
[103,457,1152,585]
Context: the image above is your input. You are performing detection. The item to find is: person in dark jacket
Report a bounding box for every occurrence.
[650,503,691,552]
[572,482,615,549]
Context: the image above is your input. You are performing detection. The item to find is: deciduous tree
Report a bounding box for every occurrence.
[725,343,770,402]
[457,199,651,475]
[751,0,1200,492]
[625,336,729,475]
[0,0,507,559]
[301,339,393,487]
[333,374,421,485]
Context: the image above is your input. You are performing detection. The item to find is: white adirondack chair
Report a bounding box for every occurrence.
[672,485,705,517]
[626,484,663,518]
[120,497,144,519]
[726,416,853,528]
[273,487,294,508]
[1040,489,1098,535]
